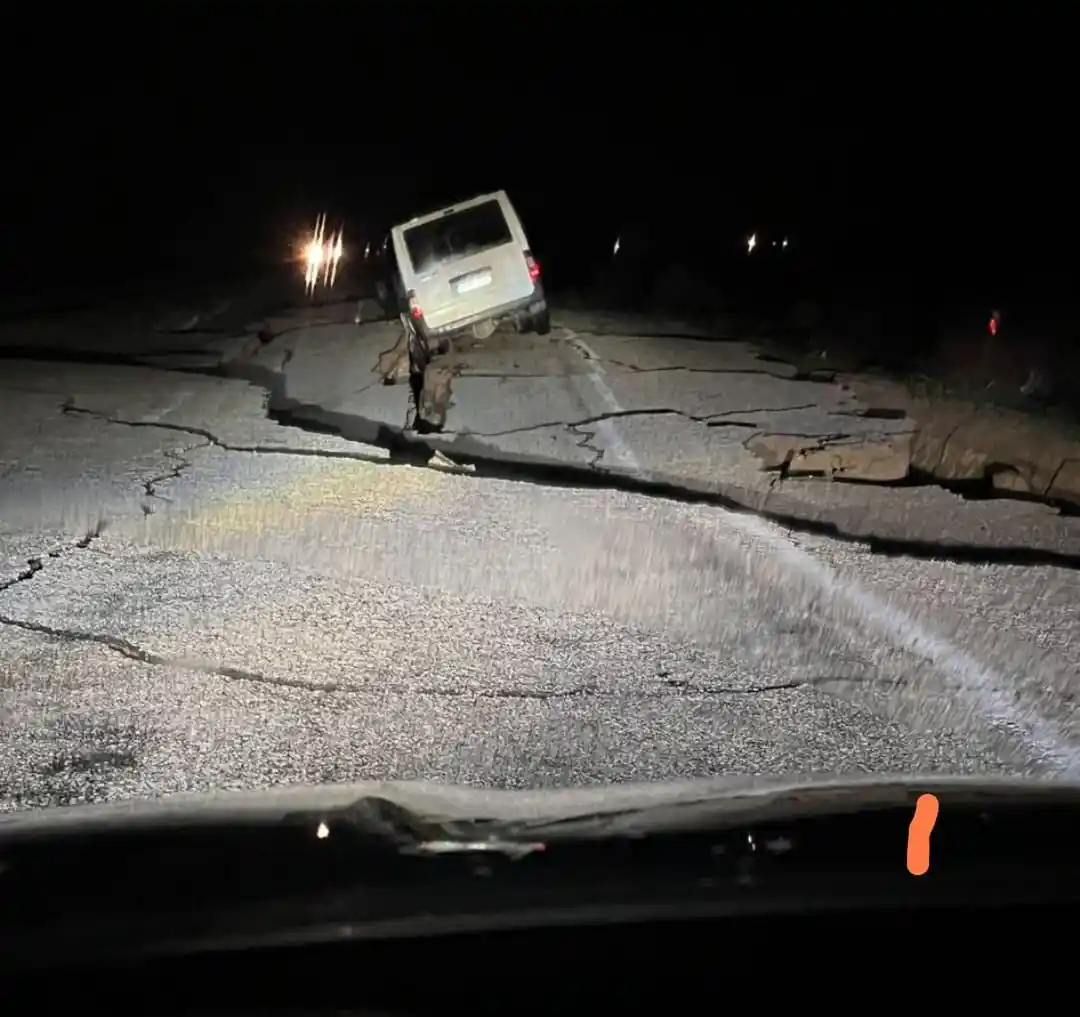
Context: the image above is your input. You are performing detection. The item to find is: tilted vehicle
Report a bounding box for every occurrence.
[388,189,550,344]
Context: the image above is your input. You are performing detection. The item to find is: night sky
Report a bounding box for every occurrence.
[6,9,1076,309]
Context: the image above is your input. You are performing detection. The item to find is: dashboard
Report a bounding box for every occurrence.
[11,905,1071,1012]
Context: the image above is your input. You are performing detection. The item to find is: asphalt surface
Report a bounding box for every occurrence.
[2,282,1080,811]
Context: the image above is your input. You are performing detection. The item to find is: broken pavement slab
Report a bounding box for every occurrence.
[5,298,1080,560]
[570,329,1080,512]
[747,432,913,483]
[235,318,411,421]
[418,366,455,431]
[377,333,411,384]
[914,409,1079,502]
[844,375,1080,509]
[230,313,1080,557]
[242,315,600,443]
[1,360,392,466]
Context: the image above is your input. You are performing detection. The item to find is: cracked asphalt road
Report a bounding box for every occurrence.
[2,297,1080,811]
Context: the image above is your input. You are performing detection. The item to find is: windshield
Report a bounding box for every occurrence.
[403,199,514,275]
[2,21,1078,821]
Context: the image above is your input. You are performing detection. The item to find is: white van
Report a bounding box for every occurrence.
[389,190,550,344]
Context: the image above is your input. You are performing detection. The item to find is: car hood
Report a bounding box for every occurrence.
[2,771,1076,839]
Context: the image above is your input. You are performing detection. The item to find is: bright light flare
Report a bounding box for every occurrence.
[302,213,345,297]
[747,233,757,254]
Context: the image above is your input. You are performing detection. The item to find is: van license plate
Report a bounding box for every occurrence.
[455,272,492,294]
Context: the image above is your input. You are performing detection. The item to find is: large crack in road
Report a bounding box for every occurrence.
[0,394,891,699]
[261,399,1080,570]
[0,525,914,702]
[53,390,1080,569]
[0,521,108,593]
[3,326,1080,570]
[0,528,881,701]
[3,333,1080,764]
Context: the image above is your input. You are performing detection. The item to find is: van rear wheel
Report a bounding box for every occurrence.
[531,309,551,335]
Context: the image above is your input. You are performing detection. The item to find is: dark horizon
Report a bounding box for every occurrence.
[6,12,1078,313]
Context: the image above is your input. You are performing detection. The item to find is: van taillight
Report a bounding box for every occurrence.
[524,251,541,282]
[407,291,423,319]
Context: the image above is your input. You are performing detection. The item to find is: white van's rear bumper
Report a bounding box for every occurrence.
[419,286,547,342]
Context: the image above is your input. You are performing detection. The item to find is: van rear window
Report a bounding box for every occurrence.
[403,199,513,274]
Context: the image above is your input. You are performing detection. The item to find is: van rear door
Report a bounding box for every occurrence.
[397,195,534,331]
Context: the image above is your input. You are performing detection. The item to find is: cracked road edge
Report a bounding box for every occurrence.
[4,402,1079,697]
[51,399,1080,571]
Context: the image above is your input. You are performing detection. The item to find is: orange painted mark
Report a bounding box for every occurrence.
[907,793,939,876]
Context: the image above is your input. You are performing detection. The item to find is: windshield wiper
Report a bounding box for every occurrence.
[299,796,545,860]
